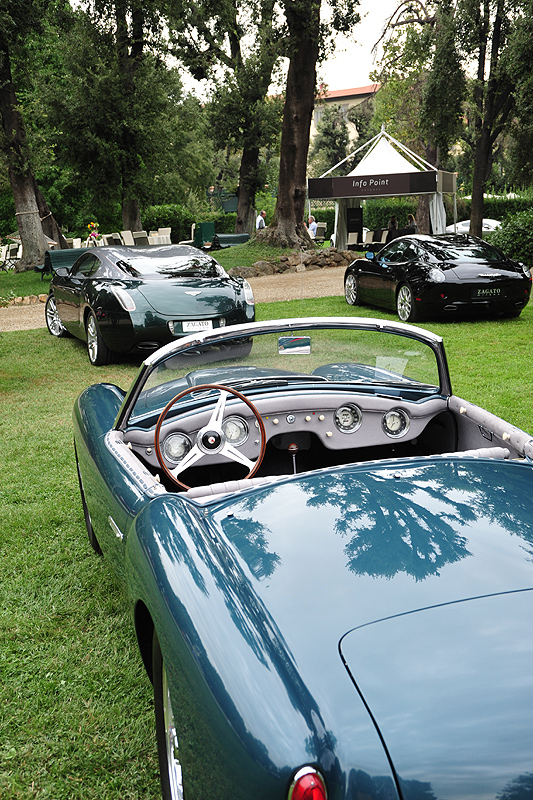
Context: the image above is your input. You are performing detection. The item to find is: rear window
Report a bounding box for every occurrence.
[117,254,224,279]
[427,238,504,262]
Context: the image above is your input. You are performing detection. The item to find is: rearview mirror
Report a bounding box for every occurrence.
[365,250,375,261]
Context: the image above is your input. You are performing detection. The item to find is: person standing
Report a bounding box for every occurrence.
[308,215,318,237]
[256,210,267,229]
[406,213,418,233]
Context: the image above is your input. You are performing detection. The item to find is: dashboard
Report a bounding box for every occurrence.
[124,389,448,473]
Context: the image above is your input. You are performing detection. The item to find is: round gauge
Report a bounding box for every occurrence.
[382,408,410,438]
[334,404,362,433]
[222,416,249,445]
[162,433,192,463]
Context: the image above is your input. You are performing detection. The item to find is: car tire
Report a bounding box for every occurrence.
[153,632,184,800]
[86,311,112,366]
[344,271,360,305]
[76,455,102,555]
[396,284,419,322]
[45,294,70,338]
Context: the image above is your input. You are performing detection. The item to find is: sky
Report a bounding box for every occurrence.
[318,0,400,91]
[181,0,401,97]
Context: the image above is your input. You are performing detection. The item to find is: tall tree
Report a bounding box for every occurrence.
[166,0,284,233]
[375,0,525,237]
[261,0,322,247]
[260,0,361,247]
[0,0,65,269]
[40,1,206,231]
[458,0,518,236]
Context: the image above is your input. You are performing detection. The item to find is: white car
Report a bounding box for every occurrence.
[446,218,501,234]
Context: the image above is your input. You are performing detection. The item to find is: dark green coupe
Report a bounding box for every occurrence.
[45,245,255,364]
[73,317,533,800]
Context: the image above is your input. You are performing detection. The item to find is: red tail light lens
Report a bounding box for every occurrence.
[288,766,327,800]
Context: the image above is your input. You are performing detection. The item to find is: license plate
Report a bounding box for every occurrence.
[474,287,501,298]
[182,320,213,332]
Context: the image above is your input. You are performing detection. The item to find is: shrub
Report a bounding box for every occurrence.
[490,209,533,268]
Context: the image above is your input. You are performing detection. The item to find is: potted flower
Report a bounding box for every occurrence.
[87,222,102,245]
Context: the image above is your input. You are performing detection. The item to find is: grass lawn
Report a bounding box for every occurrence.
[1,289,532,798]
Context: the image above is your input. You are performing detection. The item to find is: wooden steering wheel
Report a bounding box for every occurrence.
[154,384,267,490]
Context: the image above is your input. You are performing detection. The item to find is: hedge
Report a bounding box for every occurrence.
[490,209,533,269]
[142,204,238,243]
[310,194,533,238]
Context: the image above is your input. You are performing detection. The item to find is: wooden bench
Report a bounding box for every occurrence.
[209,233,250,250]
[35,248,90,279]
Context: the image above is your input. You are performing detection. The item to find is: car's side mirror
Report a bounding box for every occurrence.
[55,267,70,277]
[365,250,375,261]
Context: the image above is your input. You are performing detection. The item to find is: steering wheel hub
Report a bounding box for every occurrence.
[201,431,222,451]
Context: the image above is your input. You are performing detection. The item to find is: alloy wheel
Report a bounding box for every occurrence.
[397,284,417,322]
[45,295,67,337]
[344,273,359,305]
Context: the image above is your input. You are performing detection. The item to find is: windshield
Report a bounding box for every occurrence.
[128,322,444,423]
[117,253,224,279]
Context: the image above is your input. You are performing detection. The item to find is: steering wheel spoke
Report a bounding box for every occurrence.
[219,442,256,470]
[169,444,204,477]
[154,384,266,490]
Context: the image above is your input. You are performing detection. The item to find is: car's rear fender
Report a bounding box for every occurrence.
[124,494,366,799]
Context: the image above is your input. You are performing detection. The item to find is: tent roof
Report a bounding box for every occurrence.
[348,136,425,176]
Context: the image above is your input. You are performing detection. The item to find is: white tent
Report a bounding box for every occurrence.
[308,128,456,250]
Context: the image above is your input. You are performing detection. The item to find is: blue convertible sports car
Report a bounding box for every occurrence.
[73,317,533,800]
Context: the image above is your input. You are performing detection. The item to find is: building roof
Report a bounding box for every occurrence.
[319,84,380,102]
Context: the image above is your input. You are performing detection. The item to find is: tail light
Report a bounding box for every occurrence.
[288,766,327,800]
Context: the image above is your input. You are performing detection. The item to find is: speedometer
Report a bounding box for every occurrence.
[334,404,362,433]
[222,416,249,445]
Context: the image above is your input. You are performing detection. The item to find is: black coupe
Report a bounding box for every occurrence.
[45,245,255,365]
[344,234,531,321]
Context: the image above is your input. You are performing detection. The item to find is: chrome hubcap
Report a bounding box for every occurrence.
[163,664,183,800]
[86,316,98,363]
[397,286,412,321]
[345,274,357,304]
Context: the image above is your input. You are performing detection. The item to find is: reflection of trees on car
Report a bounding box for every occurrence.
[303,469,474,581]
[497,773,533,800]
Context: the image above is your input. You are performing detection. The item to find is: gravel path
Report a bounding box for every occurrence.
[0,267,346,332]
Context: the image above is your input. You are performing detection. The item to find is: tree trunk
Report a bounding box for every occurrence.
[416,196,431,234]
[116,1,144,233]
[122,197,143,231]
[259,0,320,248]
[0,37,48,269]
[236,146,260,234]
[469,0,513,238]
[33,177,68,249]
[470,126,492,237]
